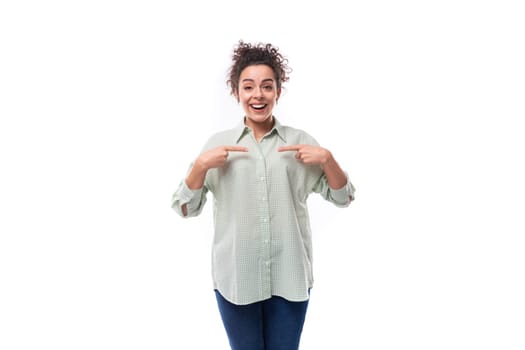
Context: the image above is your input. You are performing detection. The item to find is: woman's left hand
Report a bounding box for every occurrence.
[278,144,332,165]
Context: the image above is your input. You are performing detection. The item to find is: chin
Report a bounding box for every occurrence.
[247,115,272,123]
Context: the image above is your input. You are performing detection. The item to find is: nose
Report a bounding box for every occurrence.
[253,87,263,98]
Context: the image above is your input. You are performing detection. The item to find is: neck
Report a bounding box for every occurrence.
[245,116,274,141]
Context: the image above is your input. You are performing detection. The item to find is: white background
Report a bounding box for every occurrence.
[1,0,524,349]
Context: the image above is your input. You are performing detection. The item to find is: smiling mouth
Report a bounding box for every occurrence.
[250,104,267,110]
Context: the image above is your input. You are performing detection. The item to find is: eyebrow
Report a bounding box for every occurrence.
[241,78,274,83]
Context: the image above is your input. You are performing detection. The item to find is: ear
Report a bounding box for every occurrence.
[276,88,282,101]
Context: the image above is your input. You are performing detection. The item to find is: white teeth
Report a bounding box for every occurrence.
[252,104,266,109]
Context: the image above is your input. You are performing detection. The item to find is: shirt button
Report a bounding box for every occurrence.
[261,197,266,201]
[264,239,269,244]
[260,176,265,181]
[262,218,268,222]
[266,261,270,266]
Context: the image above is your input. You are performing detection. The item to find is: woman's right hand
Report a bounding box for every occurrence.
[195,145,248,170]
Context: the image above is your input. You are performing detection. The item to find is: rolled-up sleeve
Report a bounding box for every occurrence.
[171,180,208,218]
[312,173,356,208]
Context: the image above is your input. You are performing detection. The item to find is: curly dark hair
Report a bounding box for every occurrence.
[227,40,291,97]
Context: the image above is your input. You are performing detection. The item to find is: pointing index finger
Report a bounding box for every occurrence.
[278,145,302,152]
[224,146,249,152]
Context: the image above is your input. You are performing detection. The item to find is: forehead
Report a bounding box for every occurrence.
[239,64,275,82]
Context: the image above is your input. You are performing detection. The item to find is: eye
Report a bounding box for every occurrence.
[243,86,253,91]
[262,85,273,91]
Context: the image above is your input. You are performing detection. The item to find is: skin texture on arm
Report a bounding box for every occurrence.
[278,144,348,190]
[181,145,248,216]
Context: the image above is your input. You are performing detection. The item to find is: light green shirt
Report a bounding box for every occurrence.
[172,119,355,305]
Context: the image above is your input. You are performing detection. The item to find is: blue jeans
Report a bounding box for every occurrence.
[214,290,309,350]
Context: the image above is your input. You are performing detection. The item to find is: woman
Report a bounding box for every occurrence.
[172,40,355,350]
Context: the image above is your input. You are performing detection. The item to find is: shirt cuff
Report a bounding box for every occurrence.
[177,181,203,205]
[329,181,355,204]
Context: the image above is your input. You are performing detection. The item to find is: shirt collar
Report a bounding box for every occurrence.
[234,117,287,143]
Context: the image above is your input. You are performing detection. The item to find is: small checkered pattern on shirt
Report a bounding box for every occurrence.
[172,118,355,305]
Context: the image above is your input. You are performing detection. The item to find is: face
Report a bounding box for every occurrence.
[236,64,281,127]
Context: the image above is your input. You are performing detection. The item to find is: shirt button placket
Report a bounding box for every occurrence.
[256,148,272,297]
